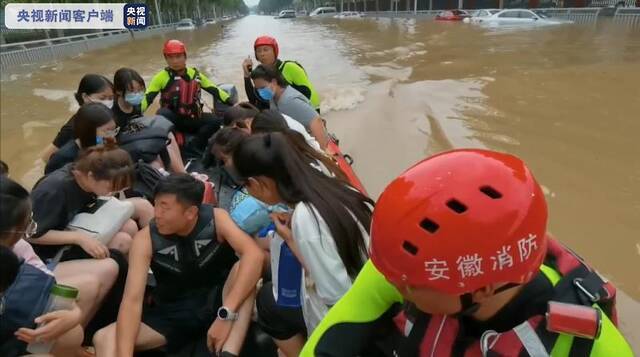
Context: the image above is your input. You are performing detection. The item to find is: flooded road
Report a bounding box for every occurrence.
[1,15,639,346]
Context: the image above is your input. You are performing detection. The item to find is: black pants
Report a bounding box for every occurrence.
[256,282,306,340]
[156,108,222,151]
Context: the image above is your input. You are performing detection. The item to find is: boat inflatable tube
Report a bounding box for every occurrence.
[67,197,135,245]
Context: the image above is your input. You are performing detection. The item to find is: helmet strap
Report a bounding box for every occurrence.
[455,282,520,317]
[455,293,479,317]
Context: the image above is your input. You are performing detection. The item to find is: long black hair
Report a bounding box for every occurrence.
[251,110,348,182]
[233,132,373,278]
[0,176,31,237]
[74,74,113,105]
[73,103,115,148]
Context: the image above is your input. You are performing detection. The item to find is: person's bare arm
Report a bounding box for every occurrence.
[116,227,153,356]
[27,230,110,259]
[310,116,329,149]
[214,208,263,312]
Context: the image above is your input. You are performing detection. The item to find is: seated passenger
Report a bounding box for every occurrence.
[113,67,185,173]
[93,174,263,357]
[249,65,329,149]
[42,74,114,162]
[0,177,120,357]
[30,146,153,261]
[233,132,374,357]
[45,103,118,175]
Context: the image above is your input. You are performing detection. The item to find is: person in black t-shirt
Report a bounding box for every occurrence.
[42,74,114,162]
[30,146,152,261]
[45,103,118,175]
[113,67,186,173]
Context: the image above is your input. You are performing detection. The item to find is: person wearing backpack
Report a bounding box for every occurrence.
[301,149,634,357]
[243,36,320,112]
[142,39,232,152]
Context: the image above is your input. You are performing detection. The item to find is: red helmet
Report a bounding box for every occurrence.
[370,149,548,295]
[254,36,279,59]
[163,39,186,56]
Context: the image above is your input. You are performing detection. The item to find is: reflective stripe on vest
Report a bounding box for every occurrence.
[513,321,550,357]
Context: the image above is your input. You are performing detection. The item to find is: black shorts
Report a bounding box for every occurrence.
[256,282,306,341]
[142,285,223,352]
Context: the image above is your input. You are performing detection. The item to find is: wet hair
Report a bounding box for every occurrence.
[73,103,115,148]
[251,110,348,181]
[73,145,134,192]
[0,245,20,293]
[154,174,204,208]
[234,132,374,278]
[113,68,146,96]
[0,160,8,176]
[74,74,113,105]
[250,65,288,87]
[223,106,259,127]
[211,127,250,157]
[0,176,31,237]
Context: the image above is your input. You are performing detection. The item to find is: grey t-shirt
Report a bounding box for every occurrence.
[271,86,318,130]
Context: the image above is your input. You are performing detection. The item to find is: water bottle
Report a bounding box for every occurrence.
[276,242,303,308]
[26,284,79,354]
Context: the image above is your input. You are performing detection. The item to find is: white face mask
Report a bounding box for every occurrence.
[97,99,114,109]
[87,95,114,109]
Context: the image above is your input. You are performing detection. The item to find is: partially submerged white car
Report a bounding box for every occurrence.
[476,9,573,26]
[176,18,196,31]
[463,9,500,23]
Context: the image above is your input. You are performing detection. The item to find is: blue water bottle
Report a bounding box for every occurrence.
[277,242,303,308]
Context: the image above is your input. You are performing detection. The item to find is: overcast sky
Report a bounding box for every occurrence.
[244,0,260,7]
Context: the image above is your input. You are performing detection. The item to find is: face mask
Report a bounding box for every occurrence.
[89,97,114,109]
[124,92,144,106]
[257,87,274,101]
[96,128,119,145]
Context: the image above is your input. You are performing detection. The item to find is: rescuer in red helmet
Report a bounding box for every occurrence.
[300,149,633,357]
[242,36,320,112]
[142,39,233,152]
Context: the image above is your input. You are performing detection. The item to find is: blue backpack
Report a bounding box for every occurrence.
[0,262,55,356]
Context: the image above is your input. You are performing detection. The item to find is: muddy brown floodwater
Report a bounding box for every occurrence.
[1,14,638,350]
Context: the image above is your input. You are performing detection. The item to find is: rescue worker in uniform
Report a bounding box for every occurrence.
[243,36,320,112]
[301,149,633,357]
[143,40,232,151]
[93,174,263,357]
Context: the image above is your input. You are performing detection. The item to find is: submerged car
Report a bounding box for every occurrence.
[478,9,574,26]
[176,18,196,31]
[203,18,217,25]
[276,10,296,18]
[334,11,364,18]
[463,9,500,23]
[435,9,471,21]
[310,7,338,17]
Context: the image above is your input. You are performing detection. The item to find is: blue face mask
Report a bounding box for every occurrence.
[96,136,104,145]
[124,92,144,106]
[257,87,274,101]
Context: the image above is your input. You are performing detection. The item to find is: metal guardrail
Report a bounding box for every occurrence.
[1,23,176,71]
[535,7,601,23]
[613,7,640,26]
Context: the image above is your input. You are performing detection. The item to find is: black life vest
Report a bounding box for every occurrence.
[160,68,203,119]
[149,204,237,302]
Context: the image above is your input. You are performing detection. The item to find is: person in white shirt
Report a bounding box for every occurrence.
[232,132,373,357]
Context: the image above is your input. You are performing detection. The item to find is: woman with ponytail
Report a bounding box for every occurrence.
[233,132,373,357]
